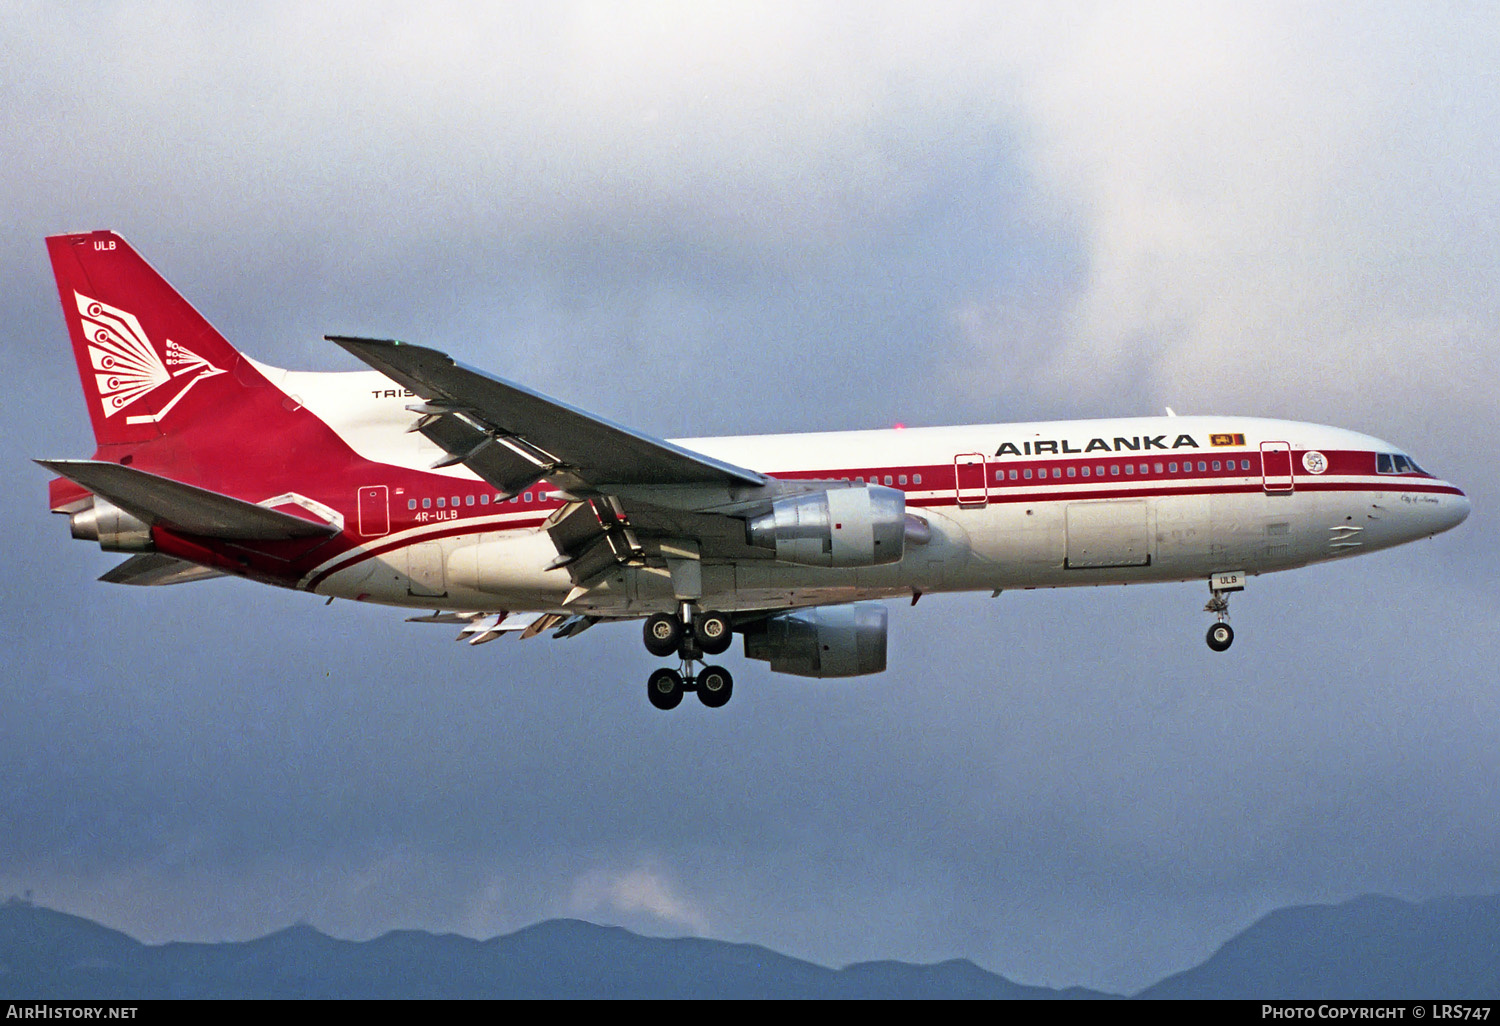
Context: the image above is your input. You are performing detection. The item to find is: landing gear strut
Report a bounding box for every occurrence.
[641,605,736,709]
[1203,572,1244,652]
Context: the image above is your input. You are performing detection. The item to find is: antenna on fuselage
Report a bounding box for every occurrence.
[1164,407,1178,417]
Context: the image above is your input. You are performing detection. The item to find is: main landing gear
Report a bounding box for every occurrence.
[642,605,734,711]
[646,663,733,711]
[1203,571,1245,652]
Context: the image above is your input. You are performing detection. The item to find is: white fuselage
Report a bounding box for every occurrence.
[267,367,1471,618]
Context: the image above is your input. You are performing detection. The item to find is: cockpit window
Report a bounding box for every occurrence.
[1377,452,1425,475]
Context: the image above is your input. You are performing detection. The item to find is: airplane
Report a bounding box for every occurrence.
[39,230,1471,710]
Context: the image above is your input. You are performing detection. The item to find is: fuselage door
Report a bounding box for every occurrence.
[1066,500,1151,568]
[954,453,988,507]
[1261,441,1294,493]
[358,485,390,536]
[406,541,447,597]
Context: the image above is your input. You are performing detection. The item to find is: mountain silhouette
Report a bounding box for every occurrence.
[6,893,1498,999]
[0,900,1107,999]
[1140,894,1500,999]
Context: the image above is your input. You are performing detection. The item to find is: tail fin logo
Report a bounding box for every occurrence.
[76,291,224,424]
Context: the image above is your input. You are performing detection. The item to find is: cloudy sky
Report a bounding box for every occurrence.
[2,1,1497,993]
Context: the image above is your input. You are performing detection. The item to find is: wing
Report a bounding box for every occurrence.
[327,336,765,495]
[405,610,602,644]
[329,336,867,608]
[331,335,809,601]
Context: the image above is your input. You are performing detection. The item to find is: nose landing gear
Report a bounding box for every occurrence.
[1203,571,1245,652]
[642,605,736,709]
[1206,620,1234,652]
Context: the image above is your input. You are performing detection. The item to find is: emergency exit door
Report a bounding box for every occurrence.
[1260,442,1294,493]
[954,453,988,507]
[358,485,390,535]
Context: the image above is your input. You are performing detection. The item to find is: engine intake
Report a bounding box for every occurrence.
[746,485,906,567]
[69,498,153,552]
[743,602,888,678]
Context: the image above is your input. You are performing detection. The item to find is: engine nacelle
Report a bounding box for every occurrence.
[745,485,906,567]
[742,602,888,678]
[69,498,153,552]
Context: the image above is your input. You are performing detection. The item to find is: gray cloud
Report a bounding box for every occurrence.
[2,1,1497,994]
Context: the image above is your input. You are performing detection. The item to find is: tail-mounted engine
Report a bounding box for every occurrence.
[745,485,908,567]
[743,602,888,678]
[68,497,154,552]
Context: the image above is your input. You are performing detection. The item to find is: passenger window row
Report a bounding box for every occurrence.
[397,454,1274,515]
[406,490,549,511]
[993,459,1253,482]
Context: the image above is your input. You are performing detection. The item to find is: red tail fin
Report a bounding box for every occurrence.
[47,230,255,450]
[44,230,354,501]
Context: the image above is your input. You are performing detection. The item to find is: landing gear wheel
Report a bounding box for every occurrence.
[643,613,683,657]
[697,665,733,708]
[693,612,732,656]
[647,667,685,710]
[1206,622,1234,652]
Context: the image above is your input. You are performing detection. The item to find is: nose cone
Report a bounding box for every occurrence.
[1415,484,1470,538]
[1445,488,1472,532]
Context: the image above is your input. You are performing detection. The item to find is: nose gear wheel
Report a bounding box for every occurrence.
[1202,578,1238,652]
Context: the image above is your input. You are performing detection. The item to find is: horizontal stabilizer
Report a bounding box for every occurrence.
[101,552,228,585]
[99,553,228,586]
[36,459,340,540]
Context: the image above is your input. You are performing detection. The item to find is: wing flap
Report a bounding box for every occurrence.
[37,459,340,540]
[415,410,554,494]
[545,501,607,553]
